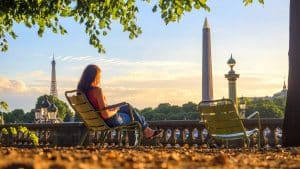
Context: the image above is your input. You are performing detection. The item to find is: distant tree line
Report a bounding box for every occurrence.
[1,109,35,123]
[140,102,199,121]
[0,96,286,123]
[244,97,286,118]
[140,97,286,121]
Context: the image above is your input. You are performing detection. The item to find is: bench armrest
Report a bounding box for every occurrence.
[246,111,261,135]
[102,102,135,121]
[246,111,259,119]
[103,102,128,110]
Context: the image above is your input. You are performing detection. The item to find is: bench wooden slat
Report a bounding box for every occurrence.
[80,111,99,120]
[199,104,236,113]
[84,118,105,127]
[202,112,239,121]
[74,103,94,113]
[69,95,87,105]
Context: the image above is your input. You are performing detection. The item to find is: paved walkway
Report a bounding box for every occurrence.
[0,147,299,169]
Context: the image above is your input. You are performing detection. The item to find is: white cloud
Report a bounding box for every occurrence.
[56,55,200,68]
[0,77,29,93]
[0,76,49,95]
[0,76,50,111]
[16,70,46,80]
[0,54,286,112]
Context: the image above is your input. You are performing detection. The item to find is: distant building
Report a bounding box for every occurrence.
[245,80,287,101]
[272,80,288,99]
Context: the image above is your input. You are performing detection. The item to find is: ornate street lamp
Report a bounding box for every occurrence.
[239,97,246,119]
[34,106,42,123]
[47,102,57,123]
[41,96,50,123]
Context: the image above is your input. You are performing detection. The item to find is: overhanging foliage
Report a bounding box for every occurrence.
[0,0,263,53]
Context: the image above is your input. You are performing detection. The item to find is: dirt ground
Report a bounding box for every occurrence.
[0,146,299,169]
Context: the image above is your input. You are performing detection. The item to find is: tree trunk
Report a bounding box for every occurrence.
[283,0,300,147]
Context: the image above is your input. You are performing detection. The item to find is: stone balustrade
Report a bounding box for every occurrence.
[0,119,283,147]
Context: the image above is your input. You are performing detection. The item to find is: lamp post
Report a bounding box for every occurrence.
[35,96,59,123]
[34,107,41,123]
[48,102,57,123]
[239,97,246,119]
[0,113,3,125]
[41,96,50,123]
[225,54,240,106]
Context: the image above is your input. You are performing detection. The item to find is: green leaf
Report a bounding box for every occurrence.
[105,0,111,6]
[176,8,183,15]
[152,5,157,12]
[38,27,44,37]
[99,20,106,29]
[74,15,79,22]
[137,28,142,34]
[10,127,17,136]
[79,17,84,24]
[0,101,9,111]
[29,131,39,146]
[24,21,32,28]
[9,31,17,39]
[194,3,201,9]
[129,33,135,39]
[37,0,42,5]
[184,5,192,12]
[243,0,253,6]
[52,27,58,34]
[161,12,167,18]
[171,14,177,22]
[199,0,207,4]
[1,128,8,135]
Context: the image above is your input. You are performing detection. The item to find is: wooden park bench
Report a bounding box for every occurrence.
[198,99,261,149]
[65,90,142,146]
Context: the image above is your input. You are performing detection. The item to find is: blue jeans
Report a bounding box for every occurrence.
[104,104,148,130]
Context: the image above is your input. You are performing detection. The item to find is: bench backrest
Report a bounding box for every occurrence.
[198,99,245,135]
[65,90,108,131]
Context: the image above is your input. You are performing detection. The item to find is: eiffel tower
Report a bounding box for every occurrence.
[50,54,58,97]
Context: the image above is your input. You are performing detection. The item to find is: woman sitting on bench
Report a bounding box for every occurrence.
[77,64,162,139]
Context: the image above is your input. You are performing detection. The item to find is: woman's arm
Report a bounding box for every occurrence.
[92,88,119,119]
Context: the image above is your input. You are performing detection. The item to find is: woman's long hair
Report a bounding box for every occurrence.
[77,64,101,93]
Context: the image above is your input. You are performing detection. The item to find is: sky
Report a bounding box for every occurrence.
[0,0,289,112]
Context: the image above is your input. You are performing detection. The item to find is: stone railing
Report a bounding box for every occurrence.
[0,119,283,147]
[147,119,283,147]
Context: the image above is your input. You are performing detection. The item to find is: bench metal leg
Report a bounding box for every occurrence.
[100,131,108,147]
[135,123,142,146]
[79,129,89,146]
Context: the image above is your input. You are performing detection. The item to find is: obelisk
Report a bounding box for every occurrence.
[202,18,213,101]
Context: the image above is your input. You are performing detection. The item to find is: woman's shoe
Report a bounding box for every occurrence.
[145,129,163,140]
